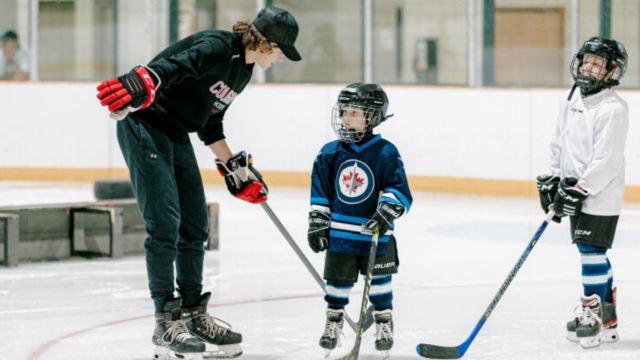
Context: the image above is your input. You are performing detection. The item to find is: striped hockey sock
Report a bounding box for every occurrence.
[577,243,613,302]
[325,281,353,309]
[368,275,393,311]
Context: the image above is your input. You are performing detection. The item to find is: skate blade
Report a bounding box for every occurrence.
[578,329,619,349]
[154,346,203,360]
[602,328,619,343]
[566,331,578,343]
[379,350,390,359]
[324,349,332,359]
[321,338,341,359]
[202,344,242,359]
[579,335,601,349]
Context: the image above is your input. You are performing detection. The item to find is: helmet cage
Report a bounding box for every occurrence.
[331,103,382,143]
[570,37,627,95]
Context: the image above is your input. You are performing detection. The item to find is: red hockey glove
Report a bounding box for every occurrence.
[216,151,268,204]
[96,65,160,113]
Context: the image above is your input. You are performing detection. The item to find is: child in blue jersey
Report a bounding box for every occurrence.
[307,83,412,357]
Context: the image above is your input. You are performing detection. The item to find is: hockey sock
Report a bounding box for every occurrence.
[325,280,353,309]
[577,243,613,302]
[368,275,393,311]
[606,268,614,302]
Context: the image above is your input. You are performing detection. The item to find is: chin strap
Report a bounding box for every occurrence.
[567,83,578,101]
[567,82,603,100]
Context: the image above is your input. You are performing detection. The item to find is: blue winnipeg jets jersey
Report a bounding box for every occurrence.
[310,135,412,256]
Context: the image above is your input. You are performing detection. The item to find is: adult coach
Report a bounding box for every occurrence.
[96,6,301,359]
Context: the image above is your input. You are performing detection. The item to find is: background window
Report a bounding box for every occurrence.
[611,0,639,88]
[177,0,256,38]
[0,0,635,87]
[0,1,20,31]
[38,0,117,80]
[373,0,468,85]
[269,0,362,83]
[494,7,565,86]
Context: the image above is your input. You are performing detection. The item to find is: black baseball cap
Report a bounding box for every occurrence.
[252,6,301,61]
[1,30,18,42]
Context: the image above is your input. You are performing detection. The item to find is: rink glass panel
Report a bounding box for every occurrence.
[0,0,639,87]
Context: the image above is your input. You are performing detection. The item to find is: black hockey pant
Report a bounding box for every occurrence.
[117,116,208,312]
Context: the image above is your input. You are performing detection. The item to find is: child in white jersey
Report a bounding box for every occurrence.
[536,36,628,349]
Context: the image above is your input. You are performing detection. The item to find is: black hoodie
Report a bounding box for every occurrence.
[134,30,254,145]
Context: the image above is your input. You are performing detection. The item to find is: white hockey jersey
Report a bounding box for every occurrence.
[550,88,629,216]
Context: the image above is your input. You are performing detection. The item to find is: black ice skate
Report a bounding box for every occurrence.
[373,309,393,359]
[319,308,345,358]
[569,293,619,349]
[566,290,619,346]
[181,292,242,359]
[153,297,205,360]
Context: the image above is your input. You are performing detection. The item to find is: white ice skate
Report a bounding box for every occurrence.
[571,294,619,349]
[567,290,619,347]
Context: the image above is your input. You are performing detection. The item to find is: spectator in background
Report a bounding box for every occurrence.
[1,30,29,81]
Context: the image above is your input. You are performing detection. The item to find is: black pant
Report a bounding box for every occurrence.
[117,116,208,312]
[570,212,619,249]
[323,237,399,283]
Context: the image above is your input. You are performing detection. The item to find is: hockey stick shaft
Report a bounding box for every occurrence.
[336,228,380,360]
[260,202,364,331]
[417,210,556,359]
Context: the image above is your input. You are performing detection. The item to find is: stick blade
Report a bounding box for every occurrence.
[417,343,462,359]
[334,350,356,360]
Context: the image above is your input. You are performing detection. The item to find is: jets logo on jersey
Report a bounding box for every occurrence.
[335,159,375,204]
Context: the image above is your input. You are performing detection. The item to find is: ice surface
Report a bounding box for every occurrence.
[1,182,640,359]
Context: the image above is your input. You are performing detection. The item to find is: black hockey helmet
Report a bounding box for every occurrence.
[331,83,393,143]
[570,37,627,96]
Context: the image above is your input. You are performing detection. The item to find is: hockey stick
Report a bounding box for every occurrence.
[335,227,380,360]
[416,210,556,359]
[260,202,374,332]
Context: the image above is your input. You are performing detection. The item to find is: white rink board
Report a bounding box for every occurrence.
[0,83,639,185]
